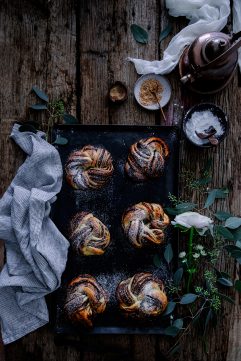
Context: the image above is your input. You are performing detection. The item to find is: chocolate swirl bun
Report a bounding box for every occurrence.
[64,275,108,327]
[116,272,167,318]
[125,137,169,181]
[122,202,169,248]
[69,212,110,256]
[65,145,114,190]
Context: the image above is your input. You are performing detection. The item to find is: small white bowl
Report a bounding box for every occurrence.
[134,73,172,110]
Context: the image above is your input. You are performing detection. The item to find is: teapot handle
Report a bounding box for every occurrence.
[180,32,241,84]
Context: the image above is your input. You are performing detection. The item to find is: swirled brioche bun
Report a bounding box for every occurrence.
[122,202,169,248]
[64,275,108,327]
[116,272,168,318]
[65,145,114,190]
[125,137,169,181]
[69,212,110,256]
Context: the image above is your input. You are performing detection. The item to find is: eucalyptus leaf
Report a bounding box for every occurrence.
[230,250,241,259]
[32,86,49,102]
[218,293,235,304]
[232,227,241,241]
[215,225,234,240]
[236,240,241,248]
[217,277,233,287]
[235,280,241,293]
[164,325,180,337]
[204,309,213,334]
[204,189,228,208]
[204,189,217,208]
[225,217,241,230]
[215,188,229,197]
[165,207,180,215]
[180,293,197,305]
[176,202,197,211]
[173,318,183,329]
[173,268,183,286]
[30,104,48,110]
[164,243,173,264]
[224,245,241,253]
[130,24,148,44]
[63,113,78,124]
[153,254,162,268]
[192,177,212,186]
[19,124,37,134]
[159,23,172,43]
[162,301,176,316]
[214,211,232,221]
[53,136,68,145]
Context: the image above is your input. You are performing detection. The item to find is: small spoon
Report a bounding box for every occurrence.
[150,90,166,123]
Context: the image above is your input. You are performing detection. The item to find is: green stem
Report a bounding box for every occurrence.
[187,227,194,293]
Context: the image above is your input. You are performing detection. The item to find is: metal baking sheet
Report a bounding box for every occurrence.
[52,124,179,335]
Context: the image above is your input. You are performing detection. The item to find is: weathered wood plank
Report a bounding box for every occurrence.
[0,0,77,360]
[0,0,77,121]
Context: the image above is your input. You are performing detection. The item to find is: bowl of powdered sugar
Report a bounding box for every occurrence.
[182,103,228,148]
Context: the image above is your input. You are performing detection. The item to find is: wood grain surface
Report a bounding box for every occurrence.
[0,1,240,360]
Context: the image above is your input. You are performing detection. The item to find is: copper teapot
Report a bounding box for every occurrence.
[179,31,241,94]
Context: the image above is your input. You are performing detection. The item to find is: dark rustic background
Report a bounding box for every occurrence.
[0,1,240,360]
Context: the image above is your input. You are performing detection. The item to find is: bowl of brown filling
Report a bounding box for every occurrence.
[134,73,171,110]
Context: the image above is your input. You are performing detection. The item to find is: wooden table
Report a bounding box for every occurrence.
[0,1,240,360]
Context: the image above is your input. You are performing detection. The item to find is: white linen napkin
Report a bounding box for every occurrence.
[128,0,241,74]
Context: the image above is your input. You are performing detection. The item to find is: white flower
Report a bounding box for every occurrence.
[193,253,200,259]
[200,249,207,256]
[179,251,186,259]
[171,212,213,232]
[195,244,204,251]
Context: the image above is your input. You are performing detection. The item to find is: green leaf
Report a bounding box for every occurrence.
[225,217,241,230]
[63,113,78,124]
[218,293,235,304]
[173,268,183,286]
[224,245,241,253]
[173,318,183,329]
[130,24,148,44]
[30,104,48,110]
[191,177,212,187]
[214,211,232,221]
[215,225,234,240]
[217,277,233,287]
[204,189,217,208]
[159,23,172,43]
[153,254,162,268]
[232,227,241,241]
[19,124,37,134]
[204,309,213,333]
[215,188,229,198]
[165,207,180,215]
[204,189,228,208]
[53,136,68,145]
[164,243,173,264]
[235,280,241,293]
[32,86,49,102]
[180,293,198,305]
[164,326,180,337]
[162,301,176,316]
[176,202,197,212]
[230,250,241,259]
[236,240,241,248]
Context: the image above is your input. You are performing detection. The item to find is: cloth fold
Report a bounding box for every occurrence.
[0,124,69,344]
[128,0,241,74]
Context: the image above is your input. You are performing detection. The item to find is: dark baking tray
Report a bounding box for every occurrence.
[52,124,179,335]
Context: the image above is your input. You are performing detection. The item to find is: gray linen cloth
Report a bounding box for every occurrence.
[0,124,69,344]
